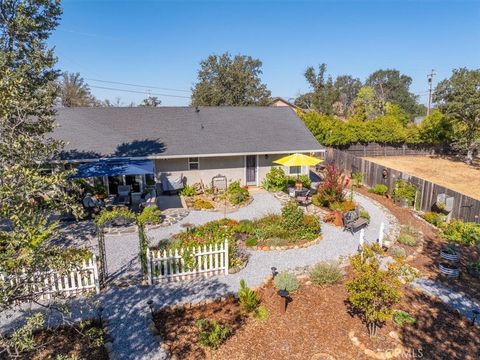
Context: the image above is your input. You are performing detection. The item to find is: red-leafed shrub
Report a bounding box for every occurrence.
[313,164,346,207]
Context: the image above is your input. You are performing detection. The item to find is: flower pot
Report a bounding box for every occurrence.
[439,262,460,278]
[295,180,303,190]
[440,247,460,262]
[334,211,343,227]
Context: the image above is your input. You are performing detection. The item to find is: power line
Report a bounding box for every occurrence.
[88,85,191,99]
[86,78,191,93]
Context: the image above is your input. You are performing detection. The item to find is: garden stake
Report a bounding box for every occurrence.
[147,299,154,319]
[472,310,479,326]
[378,222,384,248]
[278,290,289,314]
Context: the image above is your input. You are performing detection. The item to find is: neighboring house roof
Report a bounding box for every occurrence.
[53,106,324,161]
[270,97,298,109]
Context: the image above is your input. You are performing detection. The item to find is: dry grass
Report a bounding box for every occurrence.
[363,156,480,200]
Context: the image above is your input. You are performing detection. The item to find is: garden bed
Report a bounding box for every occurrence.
[0,320,108,360]
[151,275,480,359]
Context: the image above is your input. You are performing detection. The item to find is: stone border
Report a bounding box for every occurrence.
[182,195,253,213]
[349,330,405,359]
[247,236,323,251]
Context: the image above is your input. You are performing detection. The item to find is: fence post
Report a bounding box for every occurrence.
[146,249,152,285]
[224,239,229,275]
[92,254,100,294]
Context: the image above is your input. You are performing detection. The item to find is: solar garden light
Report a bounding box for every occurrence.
[271,267,278,278]
[471,309,479,326]
[277,289,289,314]
[147,299,154,318]
[97,306,104,328]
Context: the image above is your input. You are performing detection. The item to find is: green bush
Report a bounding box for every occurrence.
[233,219,255,235]
[137,205,161,225]
[369,184,388,195]
[273,272,299,292]
[180,184,196,197]
[281,201,304,230]
[193,198,214,210]
[226,181,250,205]
[237,279,259,314]
[389,245,406,258]
[245,236,258,247]
[262,167,288,192]
[254,305,269,321]
[393,310,416,327]
[422,211,445,226]
[286,174,312,189]
[392,180,417,207]
[310,262,344,286]
[196,319,230,349]
[397,233,417,247]
[351,171,363,187]
[328,200,357,213]
[440,220,480,246]
[359,209,370,221]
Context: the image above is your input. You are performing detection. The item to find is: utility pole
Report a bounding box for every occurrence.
[427,69,436,116]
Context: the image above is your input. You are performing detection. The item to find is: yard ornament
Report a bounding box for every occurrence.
[378,222,385,248]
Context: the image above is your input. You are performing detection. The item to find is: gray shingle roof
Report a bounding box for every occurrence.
[53,106,323,160]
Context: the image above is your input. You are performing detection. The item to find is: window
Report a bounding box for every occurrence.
[188,157,199,170]
[289,166,301,175]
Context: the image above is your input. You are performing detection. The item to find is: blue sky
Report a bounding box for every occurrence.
[50,0,480,106]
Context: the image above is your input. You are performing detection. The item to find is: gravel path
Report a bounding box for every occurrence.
[1,191,391,360]
[412,278,480,327]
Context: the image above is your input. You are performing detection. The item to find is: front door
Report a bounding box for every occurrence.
[246,155,257,185]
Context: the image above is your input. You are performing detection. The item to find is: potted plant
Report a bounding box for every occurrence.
[93,183,107,200]
[439,261,460,278]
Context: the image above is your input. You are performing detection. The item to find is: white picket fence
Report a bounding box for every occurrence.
[147,239,229,284]
[0,255,100,300]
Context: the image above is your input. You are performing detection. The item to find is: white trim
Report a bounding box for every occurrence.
[50,149,325,164]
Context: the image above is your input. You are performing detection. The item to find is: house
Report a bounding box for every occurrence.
[270,97,299,109]
[53,106,324,195]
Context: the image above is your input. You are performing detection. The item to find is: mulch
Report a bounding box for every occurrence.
[356,187,480,302]
[0,320,108,360]
[153,277,480,360]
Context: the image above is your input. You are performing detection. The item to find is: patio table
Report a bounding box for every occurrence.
[288,187,309,198]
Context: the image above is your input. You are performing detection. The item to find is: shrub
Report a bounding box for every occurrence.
[254,305,269,321]
[226,181,250,205]
[137,205,161,225]
[392,180,417,207]
[440,220,480,246]
[351,171,363,187]
[196,319,230,349]
[233,219,255,234]
[237,279,259,313]
[422,211,445,226]
[359,209,370,221]
[328,200,356,213]
[389,245,406,258]
[369,184,388,195]
[193,198,214,210]
[273,272,299,292]
[397,233,417,247]
[310,262,344,286]
[262,167,287,192]
[393,310,416,327]
[347,244,403,337]
[301,214,321,234]
[281,201,304,230]
[180,184,196,197]
[286,174,312,189]
[314,163,346,207]
[245,236,258,247]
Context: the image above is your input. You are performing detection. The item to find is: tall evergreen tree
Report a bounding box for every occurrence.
[57,71,98,107]
[0,0,85,307]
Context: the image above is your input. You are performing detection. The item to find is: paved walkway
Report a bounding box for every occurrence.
[1,191,392,360]
[412,278,480,327]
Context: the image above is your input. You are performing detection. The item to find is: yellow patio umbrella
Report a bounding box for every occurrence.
[273,153,322,167]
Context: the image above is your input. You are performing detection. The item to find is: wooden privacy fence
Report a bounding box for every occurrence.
[0,255,100,300]
[334,143,449,157]
[147,239,229,284]
[326,148,480,223]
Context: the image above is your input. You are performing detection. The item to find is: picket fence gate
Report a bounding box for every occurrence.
[147,239,229,284]
[0,255,100,300]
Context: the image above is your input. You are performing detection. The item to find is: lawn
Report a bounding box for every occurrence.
[363,156,480,200]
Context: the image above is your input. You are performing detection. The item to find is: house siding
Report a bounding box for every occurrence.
[154,153,306,187]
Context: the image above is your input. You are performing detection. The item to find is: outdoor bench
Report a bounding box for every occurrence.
[343,209,369,234]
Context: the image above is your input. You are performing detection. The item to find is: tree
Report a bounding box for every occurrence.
[366,69,420,117]
[434,68,480,163]
[350,86,385,121]
[57,71,98,107]
[0,0,85,308]
[347,244,403,337]
[334,75,362,118]
[418,109,453,145]
[298,64,338,115]
[139,95,161,107]
[191,52,271,106]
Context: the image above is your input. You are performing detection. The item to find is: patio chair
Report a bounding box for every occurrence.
[296,190,311,207]
[116,185,131,205]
